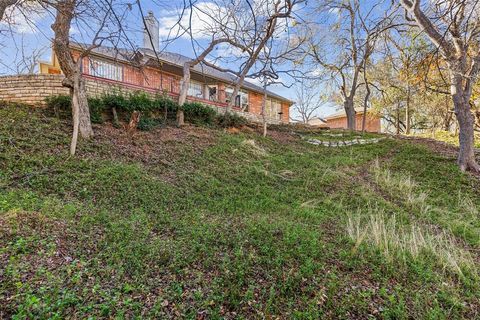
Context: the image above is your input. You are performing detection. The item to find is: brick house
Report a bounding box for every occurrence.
[36,13,293,124]
[324,107,382,132]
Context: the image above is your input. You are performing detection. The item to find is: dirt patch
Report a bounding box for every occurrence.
[86,123,219,166]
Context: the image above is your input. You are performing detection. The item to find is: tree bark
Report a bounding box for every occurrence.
[262,81,268,137]
[405,85,411,135]
[344,98,356,131]
[177,62,190,127]
[52,0,93,156]
[451,80,479,171]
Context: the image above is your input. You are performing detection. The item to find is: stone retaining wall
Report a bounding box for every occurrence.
[0,75,69,105]
[0,74,283,124]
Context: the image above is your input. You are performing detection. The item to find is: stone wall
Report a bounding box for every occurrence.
[0,74,287,124]
[0,75,69,105]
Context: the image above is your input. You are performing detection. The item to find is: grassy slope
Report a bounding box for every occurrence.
[0,104,479,319]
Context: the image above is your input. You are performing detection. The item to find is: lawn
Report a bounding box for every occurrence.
[1,103,479,319]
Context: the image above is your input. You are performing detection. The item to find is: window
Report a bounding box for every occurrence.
[239,90,249,110]
[226,87,249,110]
[266,98,281,119]
[225,87,234,104]
[88,58,123,81]
[207,85,217,101]
[188,80,204,98]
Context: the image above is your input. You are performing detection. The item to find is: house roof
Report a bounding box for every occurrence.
[324,107,367,120]
[70,43,293,105]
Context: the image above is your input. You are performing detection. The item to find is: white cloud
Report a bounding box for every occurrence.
[158,2,229,40]
[1,3,45,34]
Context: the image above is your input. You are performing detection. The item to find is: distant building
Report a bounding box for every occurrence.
[307,116,328,127]
[324,107,382,132]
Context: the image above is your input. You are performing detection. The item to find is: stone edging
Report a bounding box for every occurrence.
[305,137,386,147]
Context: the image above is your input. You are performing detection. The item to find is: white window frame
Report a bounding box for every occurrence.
[89,58,123,81]
[188,80,204,98]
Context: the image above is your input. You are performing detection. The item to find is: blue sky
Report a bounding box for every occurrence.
[0,0,342,119]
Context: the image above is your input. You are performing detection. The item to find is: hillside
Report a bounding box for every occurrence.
[1,103,479,319]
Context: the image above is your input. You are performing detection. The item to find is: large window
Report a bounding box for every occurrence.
[226,87,249,109]
[188,80,204,98]
[88,58,123,81]
[266,98,282,119]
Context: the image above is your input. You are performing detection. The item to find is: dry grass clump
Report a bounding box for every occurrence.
[241,139,268,156]
[347,210,475,276]
[371,160,431,214]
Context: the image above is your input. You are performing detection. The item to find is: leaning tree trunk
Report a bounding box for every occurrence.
[52,0,93,156]
[451,81,479,172]
[344,98,356,131]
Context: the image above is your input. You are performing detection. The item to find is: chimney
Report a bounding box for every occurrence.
[143,11,159,52]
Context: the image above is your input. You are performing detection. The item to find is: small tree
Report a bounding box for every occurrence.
[293,79,324,124]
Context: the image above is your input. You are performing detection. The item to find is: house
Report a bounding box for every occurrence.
[37,12,293,124]
[324,107,382,132]
[307,116,328,127]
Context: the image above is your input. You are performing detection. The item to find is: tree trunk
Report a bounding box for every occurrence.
[52,0,93,156]
[69,73,92,154]
[344,98,356,131]
[262,82,268,137]
[76,75,93,138]
[396,103,400,135]
[451,82,479,171]
[177,62,190,127]
[405,85,411,135]
[361,82,371,132]
[69,86,79,156]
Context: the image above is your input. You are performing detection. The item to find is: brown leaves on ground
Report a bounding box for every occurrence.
[88,123,219,166]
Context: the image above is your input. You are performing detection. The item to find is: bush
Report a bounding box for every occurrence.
[216,112,248,128]
[45,95,71,117]
[182,102,217,126]
[45,92,244,128]
[87,97,106,124]
[137,117,162,131]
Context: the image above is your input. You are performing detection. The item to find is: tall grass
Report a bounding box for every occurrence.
[347,210,475,276]
[371,159,431,215]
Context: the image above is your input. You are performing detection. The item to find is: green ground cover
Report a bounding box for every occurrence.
[1,103,479,319]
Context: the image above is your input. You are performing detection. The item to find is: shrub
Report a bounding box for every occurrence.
[128,91,153,114]
[182,102,216,126]
[102,93,130,112]
[45,95,71,117]
[88,97,106,124]
[137,117,162,131]
[216,112,248,128]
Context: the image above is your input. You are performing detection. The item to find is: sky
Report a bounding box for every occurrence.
[0,0,344,120]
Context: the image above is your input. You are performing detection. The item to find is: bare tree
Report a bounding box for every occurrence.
[293,79,324,123]
[224,0,302,114]
[400,0,480,171]
[307,0,396,130]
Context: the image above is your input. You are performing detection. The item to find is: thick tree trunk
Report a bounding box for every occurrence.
[76,75,93,138]
[344,98,356,131]
[451,83,479,171]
